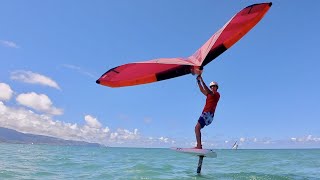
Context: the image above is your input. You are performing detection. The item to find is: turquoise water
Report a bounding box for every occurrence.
[0,144,319,179]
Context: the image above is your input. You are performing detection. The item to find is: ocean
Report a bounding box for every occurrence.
[0,144,319,179]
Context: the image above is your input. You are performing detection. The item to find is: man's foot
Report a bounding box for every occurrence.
[193,145,202,149]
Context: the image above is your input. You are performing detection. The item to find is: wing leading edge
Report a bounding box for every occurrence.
[97,2,272,88]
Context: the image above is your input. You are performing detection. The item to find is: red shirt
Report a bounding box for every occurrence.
[202,92,220,113]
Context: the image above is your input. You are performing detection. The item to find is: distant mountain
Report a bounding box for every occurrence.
[0,127,102,147]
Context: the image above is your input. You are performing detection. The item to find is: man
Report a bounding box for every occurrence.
[195,75,220,149]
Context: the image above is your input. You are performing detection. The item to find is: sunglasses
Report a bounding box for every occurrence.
[210,85,217,88]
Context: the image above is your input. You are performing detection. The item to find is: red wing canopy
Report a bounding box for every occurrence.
[189,2,272,67]
[96,58,194,87]
[97,2,272,88]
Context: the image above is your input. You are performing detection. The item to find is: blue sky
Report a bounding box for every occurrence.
[1,1,319,148]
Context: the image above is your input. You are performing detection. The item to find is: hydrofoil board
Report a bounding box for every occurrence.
[171,147,217,158]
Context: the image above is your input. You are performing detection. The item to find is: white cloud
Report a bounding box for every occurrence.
[238,137,272,144]
[144,117,152,124]
[1,102,319,148]
[111,128,139,141]
[16,92,63,115]
[0,102,176,146]
[11,70,60,90]
[0,102,7,112]
[84,115,102,128]
[159,137,169,143]
[0,40,19,48]
[291,135,320,142]
[62,64,95,79]
[62,64,81,71]
[0,83,13,101]
[0,103,140,145]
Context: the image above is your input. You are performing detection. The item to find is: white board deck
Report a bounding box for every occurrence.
[171,147,217,158]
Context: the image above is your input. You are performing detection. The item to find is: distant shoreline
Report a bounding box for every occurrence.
[0,127,102,147]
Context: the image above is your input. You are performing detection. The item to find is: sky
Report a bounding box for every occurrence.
[0,1,319,149]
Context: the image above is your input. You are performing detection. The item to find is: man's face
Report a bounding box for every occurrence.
[210,85,218,91]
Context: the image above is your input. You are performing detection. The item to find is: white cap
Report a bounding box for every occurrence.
[209,81,218,87]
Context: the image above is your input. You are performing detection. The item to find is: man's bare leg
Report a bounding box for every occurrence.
[195,122,202,149]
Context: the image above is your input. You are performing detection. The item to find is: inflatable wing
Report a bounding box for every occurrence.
[97,2,272,88]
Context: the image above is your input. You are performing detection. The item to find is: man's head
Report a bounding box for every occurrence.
[209,81,219,91]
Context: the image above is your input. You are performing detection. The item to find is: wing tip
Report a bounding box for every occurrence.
[96,80,101,84]
[245,2,272,9]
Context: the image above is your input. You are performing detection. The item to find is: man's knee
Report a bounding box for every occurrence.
[195,123,201,131]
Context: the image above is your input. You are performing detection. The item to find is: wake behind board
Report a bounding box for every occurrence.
[171,147,217,158]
